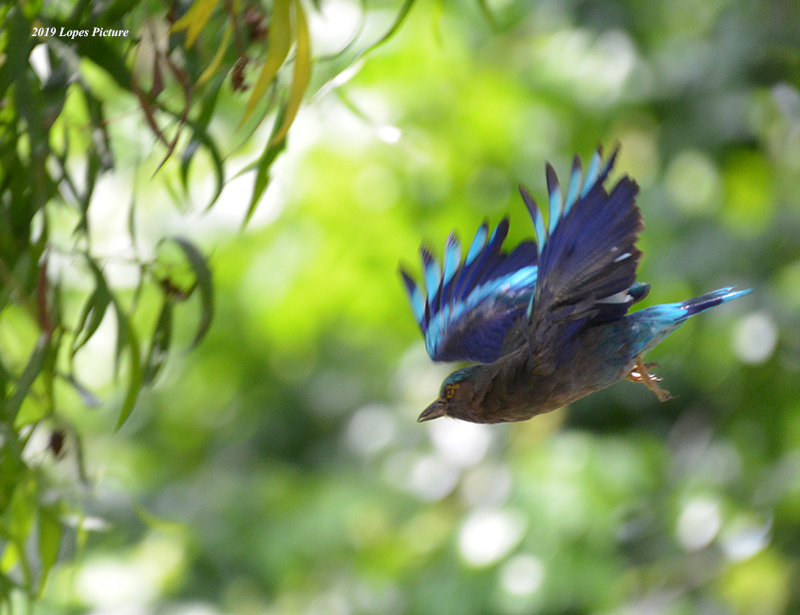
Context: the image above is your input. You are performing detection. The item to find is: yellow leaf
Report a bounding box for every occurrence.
[0,542,20,573]
[241,0,292,127]
[270,0,312,146]
[172,0,221,47]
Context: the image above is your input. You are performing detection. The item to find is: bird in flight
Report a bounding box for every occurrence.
[400,146,751,424]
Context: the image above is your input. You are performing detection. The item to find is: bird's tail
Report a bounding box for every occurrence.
[674,287,753,319]
[631,286,752,355]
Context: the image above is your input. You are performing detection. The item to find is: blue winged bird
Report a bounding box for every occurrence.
[400,146,752,423]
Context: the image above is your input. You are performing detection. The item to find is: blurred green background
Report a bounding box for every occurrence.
[4,0,800,612]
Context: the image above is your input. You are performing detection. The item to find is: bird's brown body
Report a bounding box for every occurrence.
[423,320,638,423]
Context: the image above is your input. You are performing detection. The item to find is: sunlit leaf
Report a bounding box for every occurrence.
[269,0,312,146]
[0,543,20,575]
[172,0,222,47]
[241,0,292,126]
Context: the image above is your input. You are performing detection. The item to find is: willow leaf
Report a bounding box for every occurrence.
[173,0,221,46]
[270,0,312,146]
[169,237,214,349]
[241,0,292,126]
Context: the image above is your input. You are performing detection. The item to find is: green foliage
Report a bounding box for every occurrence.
[2,0,800,613]
[1,0,321,603]
[0,0,438,607]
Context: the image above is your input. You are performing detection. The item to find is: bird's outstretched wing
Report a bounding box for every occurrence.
[400,219,538,363]
[523,147,649,367]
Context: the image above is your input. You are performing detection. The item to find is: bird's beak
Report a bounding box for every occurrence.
[418,400,446,422]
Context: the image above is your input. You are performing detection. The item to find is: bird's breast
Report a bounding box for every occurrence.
[478,324,636,422]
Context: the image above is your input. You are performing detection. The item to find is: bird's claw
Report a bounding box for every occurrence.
[627,357,673,401]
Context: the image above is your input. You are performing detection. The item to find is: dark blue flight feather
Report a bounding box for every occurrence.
[400,221,538,363]
[400,146,650,366]
[525,146,647,364]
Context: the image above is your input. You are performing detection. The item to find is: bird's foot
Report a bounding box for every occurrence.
[627,361,659,379]
[626,357,673,402]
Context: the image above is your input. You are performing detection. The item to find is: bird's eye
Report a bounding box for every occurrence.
[443,384,458,399]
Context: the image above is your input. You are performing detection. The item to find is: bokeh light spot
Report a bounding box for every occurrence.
[733,312,778,365]
[77,559,156,609]
[722,517,772,561]
[428,419,493,467]
[346,404,397,456]
[377,125,402,143]
[666,150,720,214]
[500,554,545,596]
[408,454,459,501]
[676,498,721,551]
[459,509,526,567]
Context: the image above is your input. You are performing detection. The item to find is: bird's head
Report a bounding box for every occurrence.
[417,365,481,422]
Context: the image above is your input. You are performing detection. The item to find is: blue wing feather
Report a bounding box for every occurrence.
[400,270,426,324]
[518,186,546,254]
[546,164,562,234]
[402,146,749,379]
[453,220,508,301]
[442,234,461,288]
[400,220,539,363]
[464,223,488,266]
[563,156,582,215]
[401,146,651,366]
[525,146,648,363]
[452,221,491,301]
[580,149,602,198]
[421,247,441,305]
